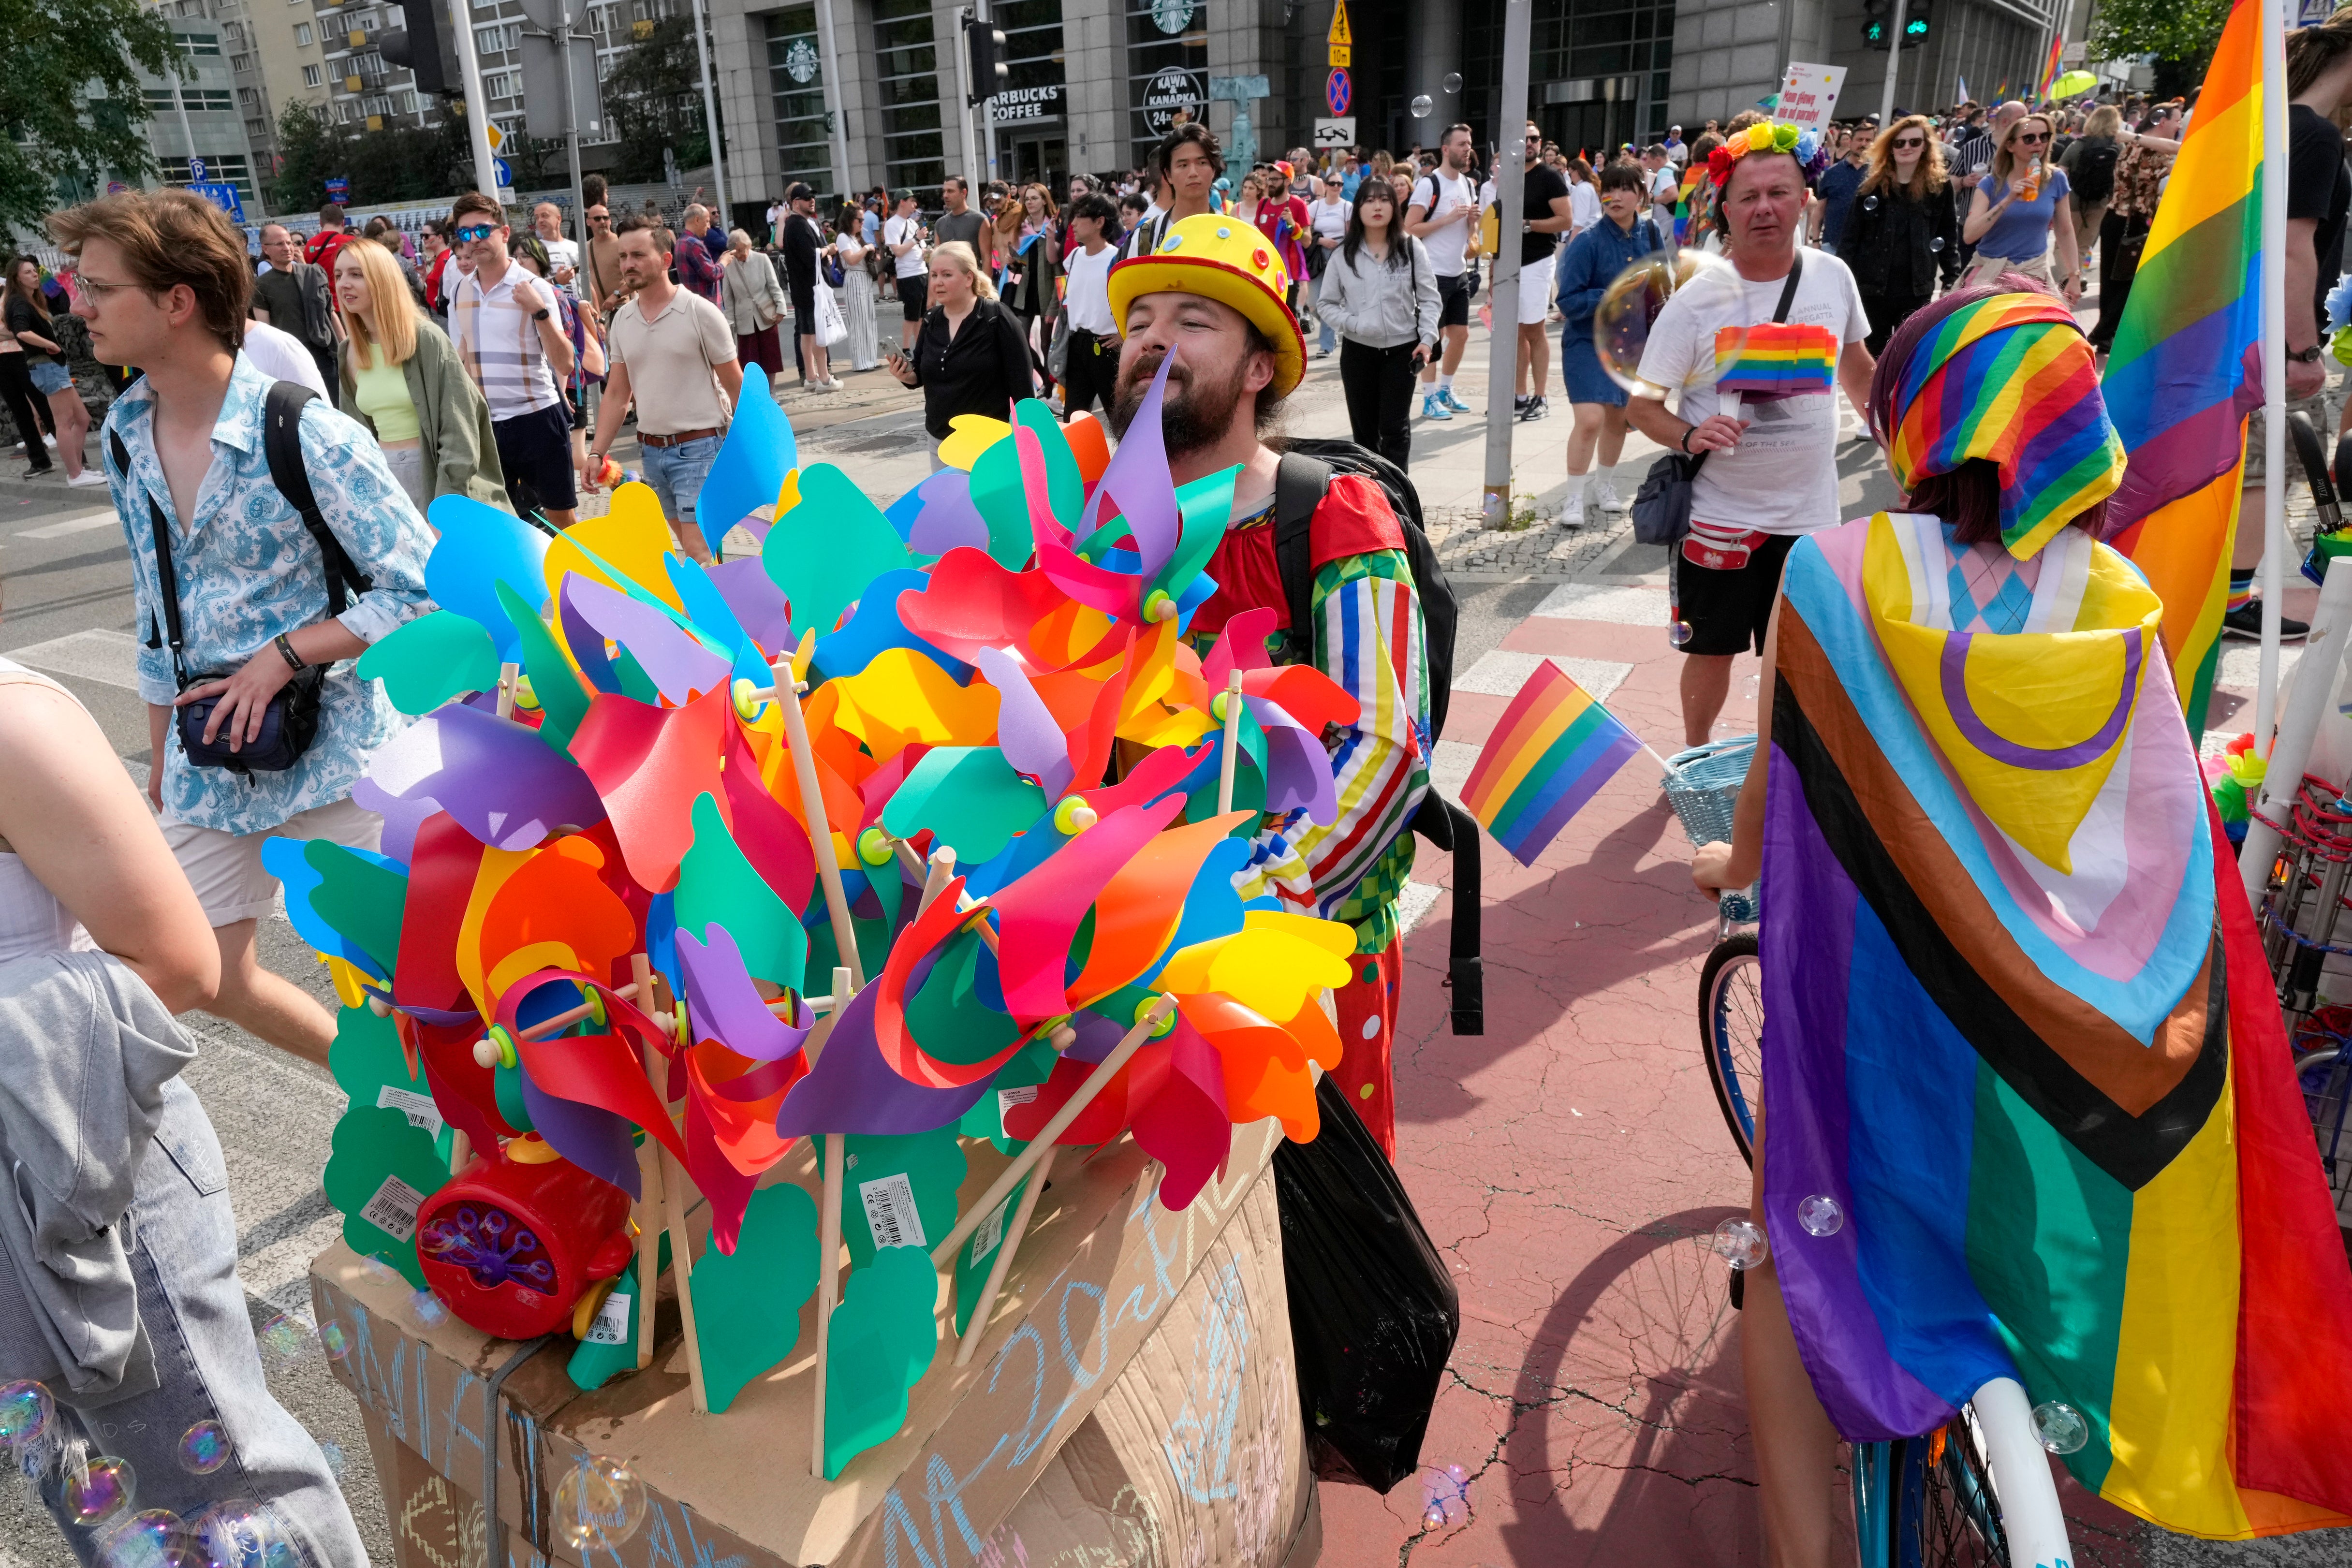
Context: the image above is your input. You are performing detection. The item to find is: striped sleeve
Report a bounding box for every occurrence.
[1233,548,1431,916]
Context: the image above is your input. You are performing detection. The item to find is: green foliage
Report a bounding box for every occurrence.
[603,17,717,182]
[2087,0,2236,75]
[0,0,181,242]
[268,100,475,213]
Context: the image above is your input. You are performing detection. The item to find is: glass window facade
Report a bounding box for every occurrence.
[766,5,836,203]
[1462,0,1673,156]
[1126,0,1205,165]
[873,0,946,205]
[161,154,256,205]
[992,0,1067,188]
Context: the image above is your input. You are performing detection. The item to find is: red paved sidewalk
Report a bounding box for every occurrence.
[1313,581,2150,1566]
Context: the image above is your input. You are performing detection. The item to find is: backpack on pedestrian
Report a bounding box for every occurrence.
[2072,141,2121,207]
[1272,438,1482,1035]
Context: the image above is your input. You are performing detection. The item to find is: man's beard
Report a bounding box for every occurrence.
[1108,350,1250,457]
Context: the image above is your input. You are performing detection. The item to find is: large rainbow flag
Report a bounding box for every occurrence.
[2102,0,2265,735]
[1762,512,2352,1539]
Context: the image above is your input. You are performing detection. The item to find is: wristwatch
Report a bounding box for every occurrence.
[532,307,551,322]
[2291,344,2325,363]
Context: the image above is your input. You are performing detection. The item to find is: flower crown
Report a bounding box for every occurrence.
[1706,121,1805,187]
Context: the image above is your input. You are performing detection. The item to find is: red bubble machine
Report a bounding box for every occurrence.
[413,1134,636,1339]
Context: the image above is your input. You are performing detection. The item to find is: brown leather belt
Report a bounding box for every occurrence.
[638,426,722,448]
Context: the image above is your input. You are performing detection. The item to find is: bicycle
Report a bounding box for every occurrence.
[1664,740,2074,1568]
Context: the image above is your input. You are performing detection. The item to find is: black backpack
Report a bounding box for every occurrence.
[2072,142,2121,207]
[1273,440,1481,1036]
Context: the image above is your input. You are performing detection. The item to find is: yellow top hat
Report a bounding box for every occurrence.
[1106,213,1306,397]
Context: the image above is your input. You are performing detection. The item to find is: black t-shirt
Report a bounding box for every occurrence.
[782,214,820,293]
[2289,103,2352,333]
[5,296,56,364]
[1523,164,1572,264]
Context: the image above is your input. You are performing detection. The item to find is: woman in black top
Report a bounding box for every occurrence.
[5,257,97,485]
[885,241,1036,449]
[1837,116,1962,356]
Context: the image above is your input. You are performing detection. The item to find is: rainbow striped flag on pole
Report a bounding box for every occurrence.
[2102,0,2264,736]
[1461,661,1644,865]
[2033,32,2065,102]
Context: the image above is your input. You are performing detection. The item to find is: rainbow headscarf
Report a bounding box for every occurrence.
[1881,292,2125,559]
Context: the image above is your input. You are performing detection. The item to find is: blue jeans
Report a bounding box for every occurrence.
[640,434,724,550]
[31,1082,365,1565]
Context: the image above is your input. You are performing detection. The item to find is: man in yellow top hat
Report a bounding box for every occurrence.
[1105,212,1441,1159]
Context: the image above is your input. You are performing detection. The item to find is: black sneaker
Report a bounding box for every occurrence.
[1519,395,1548,422]
[2223,601,2310,641]
[1512,395,1530,415]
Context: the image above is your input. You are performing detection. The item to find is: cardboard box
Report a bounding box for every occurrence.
[314,1119,1317,1568]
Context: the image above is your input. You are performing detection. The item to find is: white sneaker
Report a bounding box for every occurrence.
[42,433,56,448]
[1563,489,1586,527]
[65,469,106,487]
[823,378,845,391]
[1588,477,1626,515]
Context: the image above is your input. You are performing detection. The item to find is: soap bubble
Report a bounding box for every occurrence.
[65,1454,136,1526]
[1797,1194,1845,1237]
[317,1320,352,1363]
[97,1509,197,1568]
[553,1454,648,1551]
[1861,195,1879,212]
[1710,1216,1769,1269]
[176,1422,232,1476]
[1594,249,1751,393]
[1442,72,1463,93]
[1669,620,1694,647]
[190,1501,275,1568]
[2030,1401,2089,1455]
[1928,236,1946,253]
[1420,1502,1446,1530]
[317,1440,346,1484]
[409,1290,450,1329]
[253,1315,314,1373]
[1410,94,1434,118]
[356,1256,403,1289]
[0,1380,52,1448]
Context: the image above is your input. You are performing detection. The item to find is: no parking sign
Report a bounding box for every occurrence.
[1325,69,1351,117]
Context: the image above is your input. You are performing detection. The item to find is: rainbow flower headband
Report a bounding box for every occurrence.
[1882,292,2125,559]
[1706,122,1804,187]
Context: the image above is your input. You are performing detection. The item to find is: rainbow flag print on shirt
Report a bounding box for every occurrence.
[1715,321,1839,398]
[1461,661,1642,866]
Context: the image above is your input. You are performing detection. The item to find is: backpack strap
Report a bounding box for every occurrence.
[1272,451,1332,650]
[262,381,373,615]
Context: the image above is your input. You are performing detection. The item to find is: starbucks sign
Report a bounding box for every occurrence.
[784,38,819,84]
[1151,0,1194,32]
[1142,66,1205,137]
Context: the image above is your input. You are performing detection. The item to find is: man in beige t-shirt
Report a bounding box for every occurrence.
[587,216,744,564]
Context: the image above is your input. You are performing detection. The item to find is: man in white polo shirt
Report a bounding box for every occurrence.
[446,191,579,525]
[883,190,929,355]
[587,216,744,565]
[1406,122,1480,419]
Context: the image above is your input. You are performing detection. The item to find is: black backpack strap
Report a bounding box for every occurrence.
[262,381,373,615]
[1273,451,1332,655]
[1772,251,1803,323]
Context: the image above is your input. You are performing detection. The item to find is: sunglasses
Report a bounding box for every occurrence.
[1892,137,1925,149]
[454,223,498,244]
[2014,132,2050,145]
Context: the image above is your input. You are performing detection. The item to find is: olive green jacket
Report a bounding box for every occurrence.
[339,312,510,511]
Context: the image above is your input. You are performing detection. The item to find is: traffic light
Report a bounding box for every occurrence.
[380,0,449,96]
[1861,0,1891,50]
[965,14,1008,106]
[1903,4,1931,44]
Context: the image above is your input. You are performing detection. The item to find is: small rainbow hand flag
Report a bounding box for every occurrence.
[1714,321,1839,399]
[1462,662,1644,866]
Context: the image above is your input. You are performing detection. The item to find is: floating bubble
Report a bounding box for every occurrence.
[1928,236,1946,252]
[554,1454,648,1551]
[1797,1194,1845,1237]
[356,1257,403,1289]
[1710,1216,1769,1269]
[177,1422,233,1476]
[1442,72,1463,93]
[1669,619,1694,647]
[2031,1401,2089,1455]
[317,1440,346,1485]
[0,1380,52,1448]
[65,1454,136,1527]
[1421,1502,1446,1530]
[1443,1463,1467,1485]
[253,1315,314,1373]
[97,1509,196,1568]
[1410,94,1434,119]
[409,1290,451,1329]
[190,1501,275,1568]
[317,1320,352,1363]
[1861,195,1879,211]
[1594,249,1752,394]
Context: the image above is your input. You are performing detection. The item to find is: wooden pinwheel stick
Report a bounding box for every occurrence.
[1216,669,1244,815]
[952,1146,1057,1367]
[808,965,852,1478]
[915,846,958,917]
[633,953,708,1413]
[771,663,867,993]
[930,995,1176,1268]
[514,981,818,1043]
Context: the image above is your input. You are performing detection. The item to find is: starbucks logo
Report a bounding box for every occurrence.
[785,38,820,84]
[1152,0,1195,33]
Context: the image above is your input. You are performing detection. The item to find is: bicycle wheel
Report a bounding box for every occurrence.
[1698,934,1763,1166]
[1882,1413,2008,1568]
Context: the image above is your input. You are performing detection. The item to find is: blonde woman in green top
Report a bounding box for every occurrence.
[333,239,506,515]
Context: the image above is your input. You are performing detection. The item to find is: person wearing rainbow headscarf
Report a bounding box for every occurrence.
[1693,283,2352,1559]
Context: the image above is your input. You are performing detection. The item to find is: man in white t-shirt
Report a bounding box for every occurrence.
[1405,122,1480,418]
[1306,176,1350,356]
[1624,145,1875,746]
[532,202,581,296]
[1641,145,1681,237]
[882,190,929,354]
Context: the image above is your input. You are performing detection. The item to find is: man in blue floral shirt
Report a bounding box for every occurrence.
[54,190,434,1068]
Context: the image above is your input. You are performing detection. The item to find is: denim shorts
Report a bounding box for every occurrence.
[28,361,71,397]
[641,433,723,531]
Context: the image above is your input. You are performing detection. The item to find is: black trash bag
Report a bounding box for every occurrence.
[1272,1073,1459,1493]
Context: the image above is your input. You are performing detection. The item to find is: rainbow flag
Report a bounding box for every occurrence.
[2033,32,2064,102]
[2102,0,2263,737]
[1461,661,1642,865]
[1767,513,2352,1539]
[1715,321,1839,398]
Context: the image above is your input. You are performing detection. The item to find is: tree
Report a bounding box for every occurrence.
[269,101,472,211]
[602,17,717,183]
[0,0,182,241]
[2087,0,2237,83]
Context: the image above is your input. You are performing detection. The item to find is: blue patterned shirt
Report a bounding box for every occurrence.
[102,353,435,836]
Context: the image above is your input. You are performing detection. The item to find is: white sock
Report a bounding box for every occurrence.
[1438,374,1454,393]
